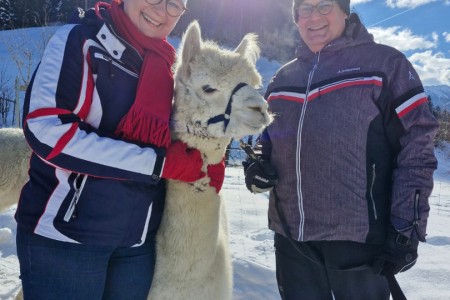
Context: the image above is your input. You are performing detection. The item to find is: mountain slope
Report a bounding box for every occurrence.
[425,85,450,110]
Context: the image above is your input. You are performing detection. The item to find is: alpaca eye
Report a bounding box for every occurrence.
[202,85,217,94]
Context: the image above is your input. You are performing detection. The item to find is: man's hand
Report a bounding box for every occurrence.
[243,159,278,194]
[374,227,419,275]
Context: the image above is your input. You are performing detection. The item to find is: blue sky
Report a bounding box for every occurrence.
[351,0,450,86]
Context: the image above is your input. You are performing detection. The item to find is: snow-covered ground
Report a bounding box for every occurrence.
[1,25,450,300]
[2,149,450,300]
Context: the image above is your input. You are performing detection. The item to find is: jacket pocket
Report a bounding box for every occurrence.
[369,163,378,221]
[63,174,88,222]
[94,52,138,78]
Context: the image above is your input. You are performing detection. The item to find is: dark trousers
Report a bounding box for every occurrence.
[274,233,390,300]
[16,226,156,300]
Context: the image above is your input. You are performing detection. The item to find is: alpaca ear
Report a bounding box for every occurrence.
[234,33,260,65]
[178,20,202,77]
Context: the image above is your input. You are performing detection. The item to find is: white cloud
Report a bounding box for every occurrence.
[431,32,439,44]
[385,0,438,8]
[408,51,450,85]
[444,32,450,43]
[369,26,437,51]
[352,0,373,4]
[368,26,449,85]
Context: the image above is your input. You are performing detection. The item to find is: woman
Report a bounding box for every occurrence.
[15,0,224,299]
[244,0,438,299]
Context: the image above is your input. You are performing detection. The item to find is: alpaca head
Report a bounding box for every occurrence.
[171,21,272,141]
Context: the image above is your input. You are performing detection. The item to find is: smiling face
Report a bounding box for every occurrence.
[123,0,183,39]
[296,0,348,52]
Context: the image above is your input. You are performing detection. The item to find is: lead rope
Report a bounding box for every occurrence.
[273,187,407,299]
[241,140,406,299]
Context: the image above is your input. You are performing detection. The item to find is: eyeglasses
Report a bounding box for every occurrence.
[298,0,334,18]
[144,0,186,18]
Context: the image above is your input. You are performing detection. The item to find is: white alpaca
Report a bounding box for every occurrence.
[0,127,30,212]
[0,128,29,252]
[148,21,271,300]
[0,21,271,300]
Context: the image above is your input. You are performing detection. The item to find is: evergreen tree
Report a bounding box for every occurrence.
[172,0,298,63]
[4,0,299,63]
[0,0,14,29]
[8,0,81,28]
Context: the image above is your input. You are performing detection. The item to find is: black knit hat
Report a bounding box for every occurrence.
[292,0,350,22]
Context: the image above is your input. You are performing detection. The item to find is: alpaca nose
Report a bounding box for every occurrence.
[247,99,268,113]
[249,104,271,124]
[248,106,263,113]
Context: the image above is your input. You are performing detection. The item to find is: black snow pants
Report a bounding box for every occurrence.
[274,233,390,300]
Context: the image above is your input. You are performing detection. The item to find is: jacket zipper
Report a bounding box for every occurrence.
[396,189,425,241]
[369,163,378,220]
[64,174,88,222]
[398,190,421,232]
[296,51,321,240]
[413,190,425,240]
[94,53,139,78]
[414,190,420,222]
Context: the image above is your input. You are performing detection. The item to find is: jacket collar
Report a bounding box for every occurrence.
[97,24,127,61]
[95,9,143,73]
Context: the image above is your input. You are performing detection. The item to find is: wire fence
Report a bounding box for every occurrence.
[226,147,247,166]
[225,137,255,166]
[430,182,450,217]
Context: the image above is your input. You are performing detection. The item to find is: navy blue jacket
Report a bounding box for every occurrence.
[15,14,167,246]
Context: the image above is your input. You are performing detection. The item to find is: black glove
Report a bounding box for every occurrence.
[243,159,278,193]
[374,227,419,275]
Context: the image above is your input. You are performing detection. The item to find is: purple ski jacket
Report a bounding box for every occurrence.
[260,14,438,245]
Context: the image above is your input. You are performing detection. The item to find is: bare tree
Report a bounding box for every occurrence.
[0,26,55,126]
[4,26,53,86]
[0,66,14,126]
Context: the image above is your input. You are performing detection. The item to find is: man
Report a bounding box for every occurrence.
[244,0,438,299]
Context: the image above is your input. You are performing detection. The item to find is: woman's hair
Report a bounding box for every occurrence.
[292,0,350,22]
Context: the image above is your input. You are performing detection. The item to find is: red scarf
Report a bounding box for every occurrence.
[104,0,175,147]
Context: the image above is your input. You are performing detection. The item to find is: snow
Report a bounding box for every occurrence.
[1,26,450,300]
[425,85,450,111]
[2,159,450,299]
